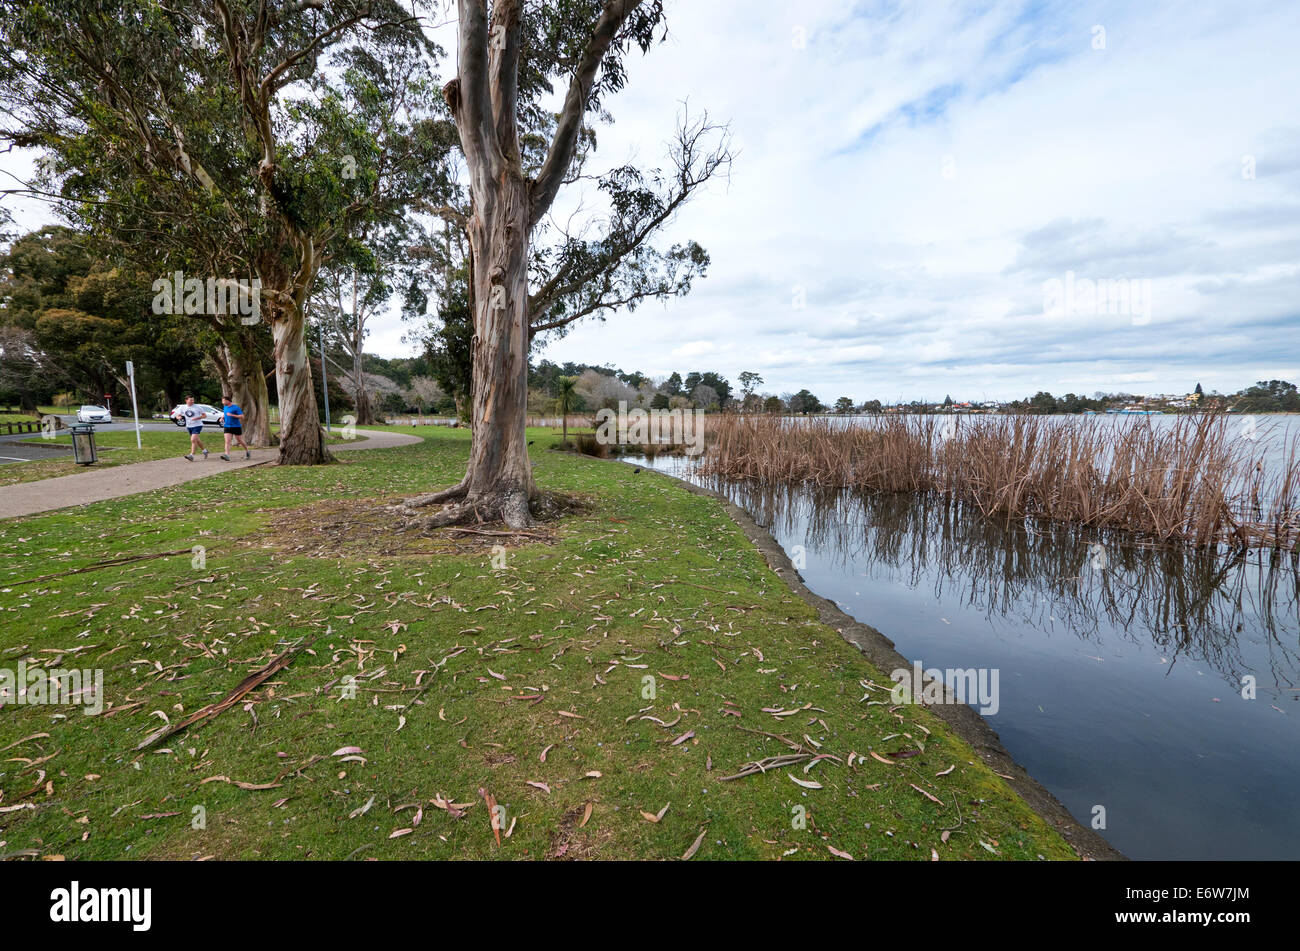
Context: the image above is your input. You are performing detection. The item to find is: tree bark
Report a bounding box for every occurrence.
[352,344,375,425]
[216,330,276,447]
[424,174,534,528]
[271,300,332,465]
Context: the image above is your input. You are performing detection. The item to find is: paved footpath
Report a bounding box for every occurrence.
[0,430,422,521]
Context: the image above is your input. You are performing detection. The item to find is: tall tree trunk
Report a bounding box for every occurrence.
[349,272,376,425]
[271,300,332,465]
[423,176,534,528]
[352,345,375,425]
[416,0,644,527]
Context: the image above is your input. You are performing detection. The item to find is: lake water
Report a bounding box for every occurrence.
[627,423,1300,860]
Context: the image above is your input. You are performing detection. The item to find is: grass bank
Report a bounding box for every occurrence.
[0,426,1078,861]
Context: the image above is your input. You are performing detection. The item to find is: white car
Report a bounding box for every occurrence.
[75,405,112,424]
[169,404,223,427]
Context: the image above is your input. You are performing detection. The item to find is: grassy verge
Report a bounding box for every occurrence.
[0,431,181,487]
[0,428,366,488]
[0,407,61,423]
[0,426,1075,861]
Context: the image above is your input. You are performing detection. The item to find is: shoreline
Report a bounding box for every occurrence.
[608,455,1126,861]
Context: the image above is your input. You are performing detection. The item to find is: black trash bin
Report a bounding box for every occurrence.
[70,423,98,465]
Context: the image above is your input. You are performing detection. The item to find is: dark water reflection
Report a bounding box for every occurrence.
[633,457,1300,860]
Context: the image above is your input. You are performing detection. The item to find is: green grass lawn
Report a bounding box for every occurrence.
[0,407,61,423]
[0,426,1076,861]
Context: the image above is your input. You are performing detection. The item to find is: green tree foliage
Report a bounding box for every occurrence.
[0,226,206,409]
[556,375,579,446]
[1234,380,1300,413]
[789,389,823,414]
[0,0,441,462]
[418,279,474,419]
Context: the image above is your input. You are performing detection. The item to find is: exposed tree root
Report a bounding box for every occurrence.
[396,487,591,534]
[403,480,469,509]
[423,488,534,530]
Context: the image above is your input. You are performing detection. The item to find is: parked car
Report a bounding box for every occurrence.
[169,404,223,427]
[75,405,112,424]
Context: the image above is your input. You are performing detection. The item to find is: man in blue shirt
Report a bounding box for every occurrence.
[218,396,251,461]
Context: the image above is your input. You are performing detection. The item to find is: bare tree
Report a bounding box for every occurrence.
[409,375,446,416]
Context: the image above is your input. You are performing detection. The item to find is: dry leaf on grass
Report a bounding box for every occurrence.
[910,783,942,804]
[681,828,707,860]
[640,802,671,822]
[479,787,501,846]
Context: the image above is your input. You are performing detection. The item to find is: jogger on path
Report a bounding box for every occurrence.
[179,396,208,461]
[218,396,251,461]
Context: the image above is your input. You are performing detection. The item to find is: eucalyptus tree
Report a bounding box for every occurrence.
[0,0,443,463]
[410,0,730,528]
[311,37,458,426]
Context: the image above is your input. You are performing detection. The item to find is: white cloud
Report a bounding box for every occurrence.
[669,340,719,359]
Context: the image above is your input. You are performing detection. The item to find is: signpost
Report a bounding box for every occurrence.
[126,360,142,449]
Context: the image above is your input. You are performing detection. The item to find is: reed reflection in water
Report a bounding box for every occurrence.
[730,481,1300,694]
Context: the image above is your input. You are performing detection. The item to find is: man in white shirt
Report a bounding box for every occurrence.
[180,396,208,461]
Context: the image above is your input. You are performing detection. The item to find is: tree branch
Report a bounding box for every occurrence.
[528,0,643,230]
[450,0,498,186]
[488,0,522,165]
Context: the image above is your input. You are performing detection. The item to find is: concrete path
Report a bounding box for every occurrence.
[0,429,422,521]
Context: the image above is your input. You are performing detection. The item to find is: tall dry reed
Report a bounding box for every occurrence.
[699,413,1300,550]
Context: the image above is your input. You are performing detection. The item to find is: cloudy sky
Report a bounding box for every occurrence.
[5,0,1299,403]
[525,0,1300,403]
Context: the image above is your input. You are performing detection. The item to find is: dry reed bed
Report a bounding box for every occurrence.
[699,414,1300,550]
